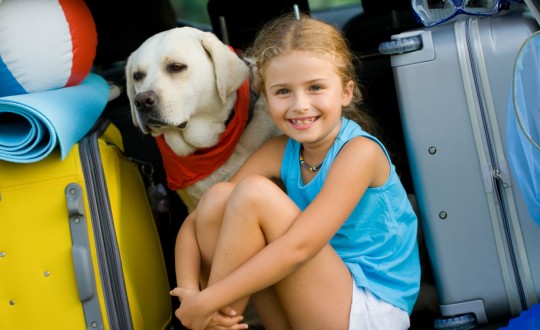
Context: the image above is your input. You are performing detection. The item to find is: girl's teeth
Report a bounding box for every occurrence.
[292,118,313,125]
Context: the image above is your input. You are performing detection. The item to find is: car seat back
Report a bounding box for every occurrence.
[207,0,310,51]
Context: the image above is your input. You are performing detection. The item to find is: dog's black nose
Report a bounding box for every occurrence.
[134,91,157,113]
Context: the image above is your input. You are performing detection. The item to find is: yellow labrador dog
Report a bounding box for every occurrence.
[126,27,279,212]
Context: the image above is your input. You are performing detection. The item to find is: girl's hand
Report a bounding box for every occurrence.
[171,287,211,329]
[171,288,247,330]
[206,308,248,330]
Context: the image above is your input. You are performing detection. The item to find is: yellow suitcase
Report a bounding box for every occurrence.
[0,119,172,330]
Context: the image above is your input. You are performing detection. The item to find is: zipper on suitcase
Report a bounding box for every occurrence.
[458,17,537,315]
[79,119,133,330]
[464,19,527,311]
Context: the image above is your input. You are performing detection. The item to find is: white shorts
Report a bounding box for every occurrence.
[349,279,410,330]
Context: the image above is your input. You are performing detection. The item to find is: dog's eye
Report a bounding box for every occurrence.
[132,72,145,81]
[167,63,187,73]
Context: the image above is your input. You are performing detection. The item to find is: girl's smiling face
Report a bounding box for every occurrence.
[264,51,354,147]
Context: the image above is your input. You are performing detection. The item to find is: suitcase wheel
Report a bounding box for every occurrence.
[433,312,477,330]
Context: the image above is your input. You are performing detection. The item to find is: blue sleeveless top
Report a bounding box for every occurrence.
[280,118,420,314]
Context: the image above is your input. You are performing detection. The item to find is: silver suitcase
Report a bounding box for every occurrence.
[386,10,540,326]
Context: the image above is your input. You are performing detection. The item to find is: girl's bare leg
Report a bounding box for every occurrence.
[195,182,290,329]
[251,287,290,330]
[207,176,353,330]
[194,182,233,288]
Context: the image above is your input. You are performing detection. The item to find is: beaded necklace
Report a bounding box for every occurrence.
[299,147,324,172]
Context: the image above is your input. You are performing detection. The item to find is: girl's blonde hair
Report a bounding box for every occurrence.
[246,12,378,134]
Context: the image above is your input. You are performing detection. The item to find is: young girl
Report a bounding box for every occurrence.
[171,13,420,330]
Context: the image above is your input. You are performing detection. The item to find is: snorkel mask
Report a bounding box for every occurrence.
[412,0,512,27]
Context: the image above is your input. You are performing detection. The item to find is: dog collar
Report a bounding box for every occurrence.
[156,79,250,190]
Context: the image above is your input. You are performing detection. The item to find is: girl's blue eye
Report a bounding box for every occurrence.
[276,88,289,95]
[310,85,322,91]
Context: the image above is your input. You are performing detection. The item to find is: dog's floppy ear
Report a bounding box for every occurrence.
[199,32,249,104]
[124,55,139,128]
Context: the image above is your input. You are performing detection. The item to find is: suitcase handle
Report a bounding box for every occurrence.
[65,183,104,328]
[379,35,422,55]
[71,246,95,302]
[66,183,97,301]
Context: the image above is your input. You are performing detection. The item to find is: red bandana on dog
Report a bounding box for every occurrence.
[156,79,250,190]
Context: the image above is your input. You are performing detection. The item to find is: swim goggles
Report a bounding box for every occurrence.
[412,0,511,27]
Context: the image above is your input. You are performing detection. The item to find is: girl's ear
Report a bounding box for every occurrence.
[341,80,355,106]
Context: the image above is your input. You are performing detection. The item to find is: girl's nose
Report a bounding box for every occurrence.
[291,92,309,112]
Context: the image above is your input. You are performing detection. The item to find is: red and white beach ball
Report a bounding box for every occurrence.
[0,0,97,97]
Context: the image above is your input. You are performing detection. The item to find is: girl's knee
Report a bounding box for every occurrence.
[198,176,285,229]
[234,176,281,201]
[227,176,290,219]
[199,182,234,210]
